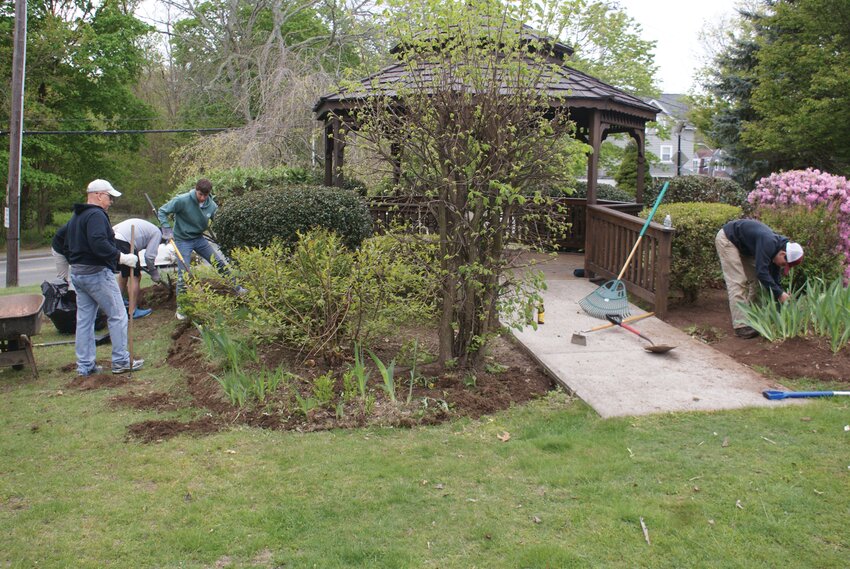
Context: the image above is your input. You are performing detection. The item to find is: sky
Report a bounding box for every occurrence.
[620,0,742,94]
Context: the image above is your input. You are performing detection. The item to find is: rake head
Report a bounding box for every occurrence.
[578,279,631,320]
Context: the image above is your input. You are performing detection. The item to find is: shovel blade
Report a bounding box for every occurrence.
[644,345,675,354]
[570,333,587,346]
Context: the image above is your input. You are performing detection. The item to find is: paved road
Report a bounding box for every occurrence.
[0,253,57,288]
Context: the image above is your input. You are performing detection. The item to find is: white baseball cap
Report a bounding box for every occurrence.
[86,179,122,197]
[784,242,804,275]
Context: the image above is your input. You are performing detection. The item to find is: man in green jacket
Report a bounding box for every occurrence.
[157,178,245,320]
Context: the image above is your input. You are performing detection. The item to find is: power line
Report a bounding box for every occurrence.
[0,127,230,136]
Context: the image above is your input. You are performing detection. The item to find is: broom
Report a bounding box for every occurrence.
[578,181,670,319]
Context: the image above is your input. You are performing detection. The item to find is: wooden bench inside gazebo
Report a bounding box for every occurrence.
[313,25,674,317]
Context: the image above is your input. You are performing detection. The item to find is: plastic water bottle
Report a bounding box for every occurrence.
[663,214,672,229]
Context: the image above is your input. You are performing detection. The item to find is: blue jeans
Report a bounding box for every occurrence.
[71,268,130,374]
[175,236,232,294]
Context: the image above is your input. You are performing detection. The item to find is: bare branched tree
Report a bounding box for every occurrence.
[349,0,585,368]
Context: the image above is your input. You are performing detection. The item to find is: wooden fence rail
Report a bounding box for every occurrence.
[584,204,673,317]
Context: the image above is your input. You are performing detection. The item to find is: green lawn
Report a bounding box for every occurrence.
[1,312,848,568]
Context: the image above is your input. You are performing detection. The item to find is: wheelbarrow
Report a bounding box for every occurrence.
[0,294,45,378]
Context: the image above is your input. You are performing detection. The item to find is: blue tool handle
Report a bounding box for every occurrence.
[763,389,835,400]
[638,181,670,238]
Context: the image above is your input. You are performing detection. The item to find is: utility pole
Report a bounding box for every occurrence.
[5,0,27,287]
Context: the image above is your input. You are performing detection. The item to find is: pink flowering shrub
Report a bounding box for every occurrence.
[749,168,850,280]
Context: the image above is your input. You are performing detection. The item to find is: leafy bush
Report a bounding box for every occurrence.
[640,202,742,302]
[214,185,374,253]
[186,230,437,361]
[175,166,319,206]
[757,205,845,285]
[643,176,748,208]
[748,168,850,280]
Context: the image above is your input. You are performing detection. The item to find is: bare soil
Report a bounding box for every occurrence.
[663,286,850,383]
[104,286,554,442]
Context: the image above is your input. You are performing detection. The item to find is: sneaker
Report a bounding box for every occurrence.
[735,326,760,339]
[175,311,186,321]
[112,359,144,374]
[132,307,153,319]
[77,365,103,377]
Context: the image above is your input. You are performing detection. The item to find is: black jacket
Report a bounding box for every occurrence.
[51,222,69,258]
[65,204,120,271]
[723,219,788,298]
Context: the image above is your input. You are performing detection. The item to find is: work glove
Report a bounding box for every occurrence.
[119,253,138,268]
[161,227,174,242]
[149,268,162,283]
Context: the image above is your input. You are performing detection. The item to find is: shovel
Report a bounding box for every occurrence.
[605,314,676,354]
[571,312,655,345]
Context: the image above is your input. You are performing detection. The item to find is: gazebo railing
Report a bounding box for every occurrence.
[584,204,673,317]
[368,196,672,316]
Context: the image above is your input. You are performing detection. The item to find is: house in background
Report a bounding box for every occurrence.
[596,93,732,186]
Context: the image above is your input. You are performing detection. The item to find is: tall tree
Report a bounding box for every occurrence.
[161,0,378,174]
[693,0,850,186]
[742,0,850,176]
[0,0,154,228]
[690,2,770,188]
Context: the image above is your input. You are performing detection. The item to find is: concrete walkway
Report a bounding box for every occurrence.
[511,253,796,418]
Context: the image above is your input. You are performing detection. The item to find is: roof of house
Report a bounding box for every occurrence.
[644,93,690,121]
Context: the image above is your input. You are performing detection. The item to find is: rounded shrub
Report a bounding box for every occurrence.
[644,176,748,208]
[214,185,374,253]
[640,202,742,303]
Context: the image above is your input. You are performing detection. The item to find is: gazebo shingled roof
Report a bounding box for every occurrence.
[314,28,659,204]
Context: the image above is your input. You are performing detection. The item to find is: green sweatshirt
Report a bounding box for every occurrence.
[157,190,218,241]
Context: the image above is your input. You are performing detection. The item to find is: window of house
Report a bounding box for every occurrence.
[692,158,700,171]
[660,145,673,163]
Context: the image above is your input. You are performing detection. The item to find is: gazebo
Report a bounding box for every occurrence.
[313,24,660,203]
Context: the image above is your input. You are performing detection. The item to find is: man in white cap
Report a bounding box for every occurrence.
[715,218,804,338]
[65,179,144,376]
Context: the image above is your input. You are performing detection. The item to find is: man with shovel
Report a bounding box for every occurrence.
[715,219,804,338]
[157,178,245,320]
[66,179,144,376]
[112,218,163,320]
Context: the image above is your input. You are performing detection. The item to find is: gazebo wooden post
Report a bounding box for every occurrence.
[585,110,602,206]
[332,117,345,187]
[583,110,604,276]
[323,120,334,186]
[632,129,647,204]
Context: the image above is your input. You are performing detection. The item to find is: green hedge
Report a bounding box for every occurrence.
[214,185,374,253]
[644,176,748,208]
[640,202,742,303]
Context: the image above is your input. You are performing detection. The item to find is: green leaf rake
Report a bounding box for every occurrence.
[578,181,670,319]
